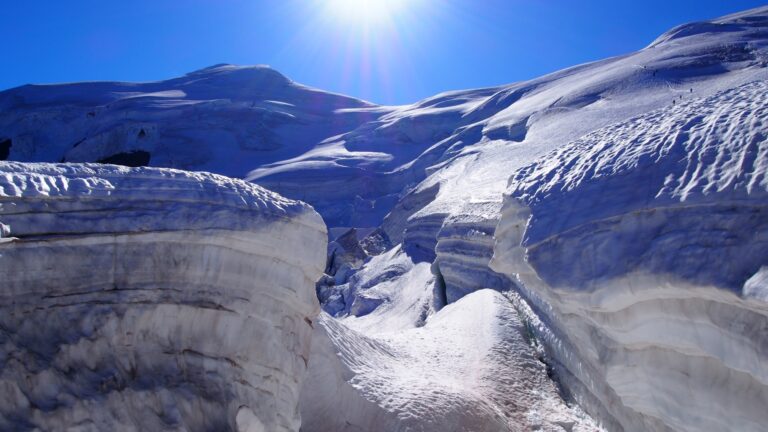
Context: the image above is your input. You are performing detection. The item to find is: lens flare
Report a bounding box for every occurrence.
[325,0,408,26]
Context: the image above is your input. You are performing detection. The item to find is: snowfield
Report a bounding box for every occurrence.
[1,5,768,432]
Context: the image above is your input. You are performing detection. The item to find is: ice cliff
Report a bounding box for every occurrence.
[491,80,768,431]
[0,162,327,431]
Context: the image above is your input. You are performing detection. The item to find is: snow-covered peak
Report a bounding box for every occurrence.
[3,8,768,229]
[0,62,373,109]
[0,64,388,198]
[185,63,277,76]
[649,5,768,48]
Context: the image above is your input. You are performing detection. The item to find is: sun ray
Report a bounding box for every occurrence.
[324,0,408,27]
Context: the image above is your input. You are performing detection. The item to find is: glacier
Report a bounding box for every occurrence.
[0,163,326,431]
[1,5,768,432]
[305,11,768,431]
[490,79,768,432]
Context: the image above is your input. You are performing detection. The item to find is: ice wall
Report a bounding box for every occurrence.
[0,162,327,431]
[491,81,768,432]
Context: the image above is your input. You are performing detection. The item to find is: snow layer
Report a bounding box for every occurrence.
[490,80,768,431]
[0,162,327,431]
[434,202,512,303]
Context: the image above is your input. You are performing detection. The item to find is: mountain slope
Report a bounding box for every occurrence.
[3,8,767,230]
[0,64,389,225]
[491,79,768,431]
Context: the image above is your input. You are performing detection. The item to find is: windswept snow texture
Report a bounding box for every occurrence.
[507,80,768,290]
[491,80,768,432]
[0,162,327,431]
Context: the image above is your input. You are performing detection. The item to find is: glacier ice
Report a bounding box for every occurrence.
[0,162,327,431]
[491,80,768,432]
[300,9,768,431]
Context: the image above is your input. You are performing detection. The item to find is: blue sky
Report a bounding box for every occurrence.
[1,0,766,104]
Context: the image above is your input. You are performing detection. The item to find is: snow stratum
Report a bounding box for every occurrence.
[1,5,768,432]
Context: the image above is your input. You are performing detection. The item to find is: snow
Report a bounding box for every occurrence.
[744,266,768,302]
[301,290,599,432]
[3,8,767,231]
[0,162,327,431]
[1,5,768,432]
[490,79,768,431]
[0,64,387,227]
[502,80,768,289]
[305,7,768,432]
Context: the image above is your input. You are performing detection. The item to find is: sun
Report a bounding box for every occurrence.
[324,0,408,26]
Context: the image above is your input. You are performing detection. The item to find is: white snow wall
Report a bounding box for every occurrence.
[0,162,327,432]
[491,81,768,432]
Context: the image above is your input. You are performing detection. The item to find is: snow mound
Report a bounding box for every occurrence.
[0,162,327,431]
[649,6,768,48]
